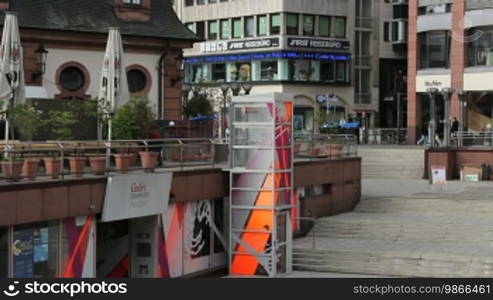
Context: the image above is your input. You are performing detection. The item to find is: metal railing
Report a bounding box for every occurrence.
[367,128,407,145]
[294,134,358,160]
[0,138,218,183]
[451,131,493,148]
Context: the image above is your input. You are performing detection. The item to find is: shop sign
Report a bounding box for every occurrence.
[288,38,350,50]
[228,38,279,50]
[430,165,447,185]
[102,172,173,222]
[416,74,451,92]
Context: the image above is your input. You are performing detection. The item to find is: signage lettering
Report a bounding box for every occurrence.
[288,38,350,50]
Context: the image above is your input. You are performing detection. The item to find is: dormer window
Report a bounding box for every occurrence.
[123,0,141,6]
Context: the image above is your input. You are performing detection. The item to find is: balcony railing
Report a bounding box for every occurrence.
[294,134,358,160]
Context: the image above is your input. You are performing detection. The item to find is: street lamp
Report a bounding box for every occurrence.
[456,89,467,147]
[242,83,253,95]
[441,88,453,148]
[426,87,439,148]
[220,84,230,139]
[230,83,241,96]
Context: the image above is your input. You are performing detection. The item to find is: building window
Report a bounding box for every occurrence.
[212,63,226,82]
[196,21,205,39]
[220,19,230,40]
[127,66,151,94]
[319,16,330,37]
[0,227,6,278]
[208,21,218,40]
[260,61,278,80]
[333,17,346,38]
[270,14,281,35]
[302,15,315,36]
[289,60,315,81]
[320,61,336,82]
[384,22,390,42]
[257,15,267,36]
[123,0,141,5]
[59,66,85,92]
[418,3,452,15]
[229,62,251,82]
[419,31,451,69]
[232,18,242,39]
[245,16,255,37]
[286,14,299,35]
[467,26,493,67]
[13,222,59,278]
[197,0,205,4]
[185,0,194,6]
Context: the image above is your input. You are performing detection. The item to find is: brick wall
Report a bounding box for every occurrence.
[407,0,420,144]
[450,0,466,118]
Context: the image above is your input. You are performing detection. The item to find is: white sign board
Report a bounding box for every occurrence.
[431,165,447,185]
[102,172,173,222]
[416,74,451,93]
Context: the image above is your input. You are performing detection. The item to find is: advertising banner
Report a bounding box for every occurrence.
[102,172,173,222]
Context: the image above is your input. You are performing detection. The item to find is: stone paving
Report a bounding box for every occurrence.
[292,179,493,278]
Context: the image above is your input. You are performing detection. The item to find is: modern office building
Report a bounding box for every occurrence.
[407,0,493,144]
[174,0,407,134]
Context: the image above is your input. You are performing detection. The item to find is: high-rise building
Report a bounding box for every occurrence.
[407,0,493,144]
[173,0,408,135]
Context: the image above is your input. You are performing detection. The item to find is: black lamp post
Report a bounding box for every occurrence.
[427,87,439,148]
[32,44,48,81]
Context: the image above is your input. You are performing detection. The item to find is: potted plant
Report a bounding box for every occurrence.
[89,155,107,175]
[113,96,156,171]
[113,153,131,174]
[307,142,320,157]
[326,144,344,159]
[10,103,43,180]
[1,157,24,181]
[44,157,62,179]
[139,151,159,172]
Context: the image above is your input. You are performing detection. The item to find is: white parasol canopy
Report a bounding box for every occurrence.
[0,12,26,145]
[98,27,129,141]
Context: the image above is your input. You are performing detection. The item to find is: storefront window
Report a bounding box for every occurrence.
[229,62,251,82]
[208,21,218,40]
[319,16,330,37]
[257,15,267,36]
[320,61,335,83]
[468,27,493,67]
[419,31,450,69]
[260,61,278,80]
[212,63,226,82]
[0,227,6,277]
[286,14,299,35]
[232,18,242,39]
[303,15,315,36]
[245,17,254,37]
[13,222,59,278]
[334,17,346,38]
[220,19,229,40]
[336,61,348,82]
[270,14,281,35]
[192,65,205,83]
[289,60,316,81]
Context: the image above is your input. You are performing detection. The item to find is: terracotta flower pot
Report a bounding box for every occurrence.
[127,153,137,167]
[1,161,23,181]
[22,158,40,181]
[326,144,344,158]
[44,157,62,179]
[68,157,86,178]
[139,151,159,173]
[113,154,131,174]
[89,156,107,175]
[294,142,302,157]
[308,147,320,157]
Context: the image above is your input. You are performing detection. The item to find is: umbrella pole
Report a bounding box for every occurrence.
[106,116,112,170]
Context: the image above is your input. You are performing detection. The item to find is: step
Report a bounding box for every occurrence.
[292,239,493,277]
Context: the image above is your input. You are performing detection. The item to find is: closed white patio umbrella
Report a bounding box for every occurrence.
[0,12,25,148]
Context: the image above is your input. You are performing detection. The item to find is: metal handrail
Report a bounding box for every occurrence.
[296,216,316,249]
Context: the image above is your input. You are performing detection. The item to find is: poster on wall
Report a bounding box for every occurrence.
[430,165,447,185]
[13,228,34,278]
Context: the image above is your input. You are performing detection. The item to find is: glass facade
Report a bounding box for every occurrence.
[232,18,242,38]
[13,222,59,278]
[208,21,218,40]
[468,26,493,67]
[185,52,350,84]
[258,15,267,36]
[244,17,254,37]
[419,31,450,69]
[0,227,6,278]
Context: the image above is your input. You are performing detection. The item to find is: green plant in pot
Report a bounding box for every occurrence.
[112,96,157,172]
[42,108,86,178]
[9,103,43,180]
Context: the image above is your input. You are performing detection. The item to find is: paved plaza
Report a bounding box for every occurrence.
[292,179,493,277]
